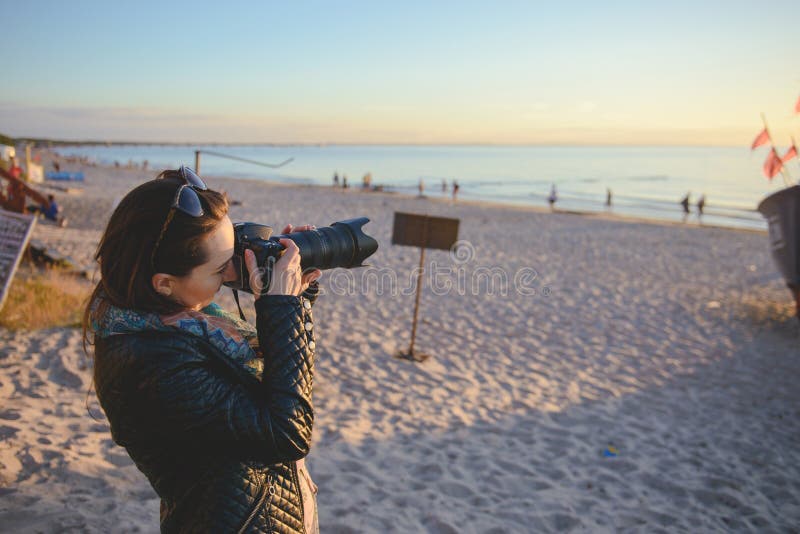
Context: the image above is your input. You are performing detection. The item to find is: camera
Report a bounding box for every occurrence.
[225,217,379,294]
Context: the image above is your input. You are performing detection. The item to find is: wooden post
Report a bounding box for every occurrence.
[24,144,32,182]
[407,245,426,357]
[195,150,201,174]
[399,218,430,362]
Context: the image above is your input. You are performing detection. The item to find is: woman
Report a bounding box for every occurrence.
[84,166,321,533]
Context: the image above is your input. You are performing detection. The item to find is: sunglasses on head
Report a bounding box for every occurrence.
[151,166,208,271]
[171,165,208,216]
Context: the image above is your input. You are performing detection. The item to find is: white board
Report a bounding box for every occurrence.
[0,208,37,312]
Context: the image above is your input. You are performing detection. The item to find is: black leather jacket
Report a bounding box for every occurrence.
[93,293,316,533]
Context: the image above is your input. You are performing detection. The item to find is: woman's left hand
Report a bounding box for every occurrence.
[281,224,322,294]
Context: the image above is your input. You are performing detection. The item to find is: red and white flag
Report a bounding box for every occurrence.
[751,128,769,150]
[763,148,783,179]
[782,144,798,163]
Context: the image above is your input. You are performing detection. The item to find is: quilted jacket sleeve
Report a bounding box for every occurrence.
[254,294,315,460]
[94,296,315,465]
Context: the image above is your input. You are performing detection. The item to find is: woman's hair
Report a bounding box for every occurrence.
[82,169,228,351]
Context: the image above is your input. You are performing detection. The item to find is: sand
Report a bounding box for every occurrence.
[1,157,799,533]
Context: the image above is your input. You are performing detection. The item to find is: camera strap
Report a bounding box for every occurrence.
[231,288,247,322]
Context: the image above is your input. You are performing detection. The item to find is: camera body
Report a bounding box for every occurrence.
[225,217,378,294]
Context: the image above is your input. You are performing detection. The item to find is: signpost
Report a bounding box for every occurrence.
[0,209,36,312]
[392,212,460,361]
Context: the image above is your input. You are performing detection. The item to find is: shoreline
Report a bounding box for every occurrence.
[202,170,769,237]
[47,144,773,232]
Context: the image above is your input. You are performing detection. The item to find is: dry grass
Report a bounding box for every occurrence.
[0,268,92,330]
[738,293,796,324]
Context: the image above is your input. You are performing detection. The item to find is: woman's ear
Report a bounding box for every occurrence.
[152,273,175,297]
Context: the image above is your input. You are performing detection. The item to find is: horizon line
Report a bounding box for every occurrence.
[8,136,750,150]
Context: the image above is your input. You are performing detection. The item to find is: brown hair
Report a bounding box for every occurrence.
[82,169,228,352]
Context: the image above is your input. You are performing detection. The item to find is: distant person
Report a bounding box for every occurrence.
[697,194,706,217]
[143,160,149,172]
[333,172,339,187]
[8,156,22,179]
[680,192,691,215]
[53,160,61,172]
[452,180,460,201]
[28,194,67,226]
[362,172,372,190]
[418,178,425,197]
[680,192,691,222]
[605,188,613,208]
[342,175,349,189]
[548,184,558,210]
[441,178,447,194]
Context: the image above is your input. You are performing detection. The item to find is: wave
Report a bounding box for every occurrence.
[627,175,670,182]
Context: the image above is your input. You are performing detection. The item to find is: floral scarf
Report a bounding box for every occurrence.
[93,299,263,380]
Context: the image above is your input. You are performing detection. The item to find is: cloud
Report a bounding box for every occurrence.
[0,103,219,124]
[0,101,760,146]
[0,103,275,142]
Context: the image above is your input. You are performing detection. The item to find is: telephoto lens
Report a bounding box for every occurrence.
[226,217,378,294]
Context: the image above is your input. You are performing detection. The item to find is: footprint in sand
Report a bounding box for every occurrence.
[422,514,459,534]
[105,452,133,467]
[0,425,19,440]
[437,481,474,499]
[548,513,582,531]
[413,462,443,482]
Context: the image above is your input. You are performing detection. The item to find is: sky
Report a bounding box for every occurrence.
[1,0,799,146]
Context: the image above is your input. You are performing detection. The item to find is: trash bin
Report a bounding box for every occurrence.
[757,184,800,319]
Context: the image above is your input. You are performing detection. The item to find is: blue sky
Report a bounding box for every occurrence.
[2,0,798,145]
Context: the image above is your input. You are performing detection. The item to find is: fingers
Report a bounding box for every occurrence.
[253,236,321,297]
[281,224,317,234]
[299,268,322,295]
[301,269,322,284]
[244,248,258,273]
[277,238,300,265]
[266,239,302,296]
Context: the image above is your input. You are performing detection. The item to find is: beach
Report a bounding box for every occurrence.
[1,160,799,532]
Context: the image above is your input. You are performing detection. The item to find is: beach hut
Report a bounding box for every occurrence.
[27,162,44,184]
[0,144,15,163]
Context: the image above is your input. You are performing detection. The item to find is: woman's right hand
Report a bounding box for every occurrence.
[244,239,305,299]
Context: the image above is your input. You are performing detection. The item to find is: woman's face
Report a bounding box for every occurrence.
[169,215,237,310]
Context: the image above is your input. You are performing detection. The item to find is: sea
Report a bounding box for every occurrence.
[56,144,797,231]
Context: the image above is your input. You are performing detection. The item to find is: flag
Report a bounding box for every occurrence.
[751,128,769,150]
[763,148,783,179]
[796,95,800,114]
[782,144,797,163]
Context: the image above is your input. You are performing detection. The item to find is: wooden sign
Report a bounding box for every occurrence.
[392,212,459,251]
[0,209,36,312]
[392,212,461,362]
